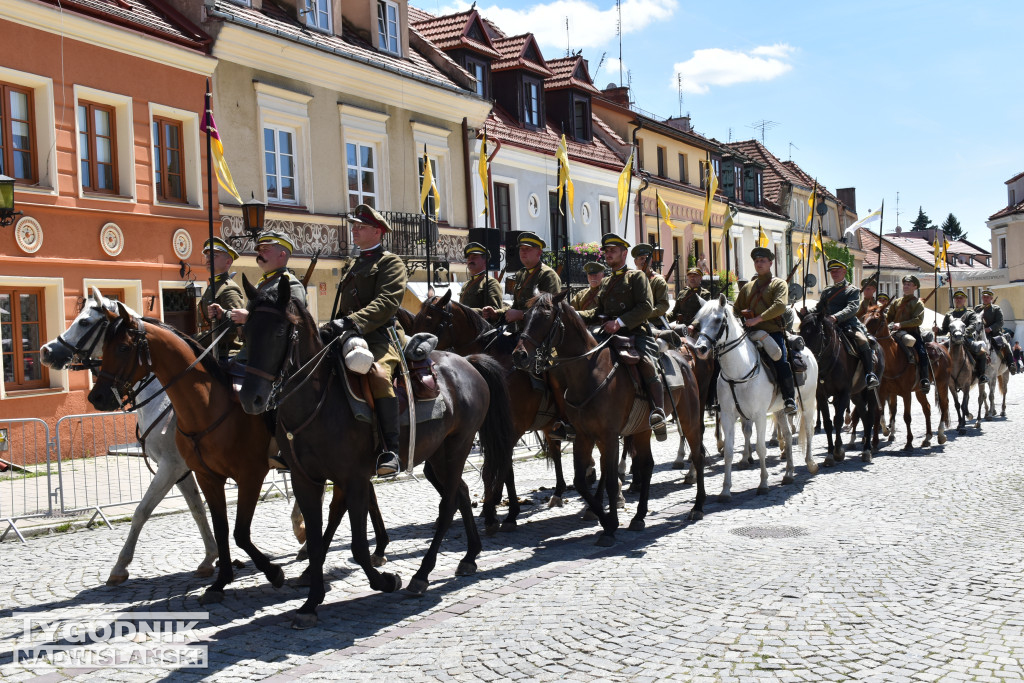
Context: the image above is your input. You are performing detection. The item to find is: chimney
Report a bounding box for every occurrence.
[663,116,691,133]
[836,187,857,215]
[602,85,630,107]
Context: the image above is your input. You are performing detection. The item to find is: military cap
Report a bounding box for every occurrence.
[953,289,968,299]
[750,246,774,261]
[464,242,489,258]
[583,261,606,275]
[981,288,995,297]
[517,231,546,249]
[902,275,921,288]
[347,203,391,233]
[861,276,878,288]
[686,267,704,277]
[877,293,891,304]
[631,243,654,258]
[826,258,847,271]
[601,233,630,249]
[203,237,239,261]
[256,230,295,254]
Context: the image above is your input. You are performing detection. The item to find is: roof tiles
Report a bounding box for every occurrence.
[411,9,501,59]
[544,56,600,94]
[857,229,921,271]
[484,105,624,171]
[36,0,209,48]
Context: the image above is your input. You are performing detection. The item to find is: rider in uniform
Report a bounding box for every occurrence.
[571,262,605,311]
[320,205,408,476]
[886,275,931,392]
[672,267,710,327]
[876,292,891,308]
[484,232,561,327]
[199,237,244,361]
[975,289,1016,374]
[814,259,879,389]
[734,246,798,414]
[934,289,988,383]
[578,233,667,439]
[856,276,879,319]
[632,243,670,328]
[459,242,503,317]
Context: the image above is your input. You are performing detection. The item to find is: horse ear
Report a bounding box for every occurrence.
[242,274,258,300]
[554,288,570,304]
[91,286,105,308]
[115,300,132,323]
[440,288,452,306]
[278,273,291,305]
[718,293,727,307]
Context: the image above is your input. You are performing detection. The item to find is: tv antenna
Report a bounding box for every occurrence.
[788,141,798,160]
[728,127,733,142]
[565,17,570,56]
[616,0,623,86]
[748,119,779,144]
[593,51,606,79]
[677,74,684,117]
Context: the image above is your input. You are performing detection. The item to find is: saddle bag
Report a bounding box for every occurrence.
[395,358,441,400]
[787,339,808,387]
[609,335,641,365]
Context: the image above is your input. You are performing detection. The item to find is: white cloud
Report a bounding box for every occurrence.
[440,0,677,51]
[673,44,796,95]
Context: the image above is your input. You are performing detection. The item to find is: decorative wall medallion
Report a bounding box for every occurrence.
[172,229,193,259]
[527,193,540,218]
[581,202,592,225]
[14,216,43,254]
[100,222,124,256]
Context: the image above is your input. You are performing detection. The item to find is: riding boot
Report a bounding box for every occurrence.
[975,353,988,383]
[374,396,402,476]
[646,377,668,442]
[916,353,931,392]
[779,372,798,415]
[857,341,879,389]
[1003,346,1017,374]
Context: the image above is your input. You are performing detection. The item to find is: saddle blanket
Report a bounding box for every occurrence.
[343,370,446,426]
[658,352,688,391]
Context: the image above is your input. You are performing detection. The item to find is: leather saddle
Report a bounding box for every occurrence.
[609,335,641,365]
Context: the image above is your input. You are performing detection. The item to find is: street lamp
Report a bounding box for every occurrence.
[0,174,23,228]
[652,245,665,272]
[241,194,266,239]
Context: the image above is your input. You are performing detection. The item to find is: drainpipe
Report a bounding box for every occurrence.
[462,118,474,227]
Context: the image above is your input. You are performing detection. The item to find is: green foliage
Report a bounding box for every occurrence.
[715,269,737,299]
[822,241,854,276]
[911,207,932,232]
[687,240,697,268]
[940,213,965,240]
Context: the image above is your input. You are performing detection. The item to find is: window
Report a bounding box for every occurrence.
[732,237,742,278]
[304,0,331,31]
[0,83,36,183]
[523,80,540,127]
[78,101,118,194]
[494,182,511,232]
[1010,188,1016,206]
[466,58,488,98]
[999,237,1006,268]
[656,146,666,178]
[418,155,438,216]
[377,0,400,55]
[600,200,612,235]
[153,117,186,203]
[548,191,566,252]
[0,288,48,390]
[264,125,296,203]
[678,153,687,184]
[346,142,376,209]
[572,98,589,141]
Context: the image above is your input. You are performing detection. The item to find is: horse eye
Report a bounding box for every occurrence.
[118,343,130,353]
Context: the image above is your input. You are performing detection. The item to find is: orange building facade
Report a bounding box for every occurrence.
[0,0,216,430]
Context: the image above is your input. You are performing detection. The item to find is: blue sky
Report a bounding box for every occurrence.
[437,0,1023,246]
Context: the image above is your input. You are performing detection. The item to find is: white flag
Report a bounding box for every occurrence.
[845,208,882,239]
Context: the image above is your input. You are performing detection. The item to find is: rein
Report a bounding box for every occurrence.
[701,310,763,423]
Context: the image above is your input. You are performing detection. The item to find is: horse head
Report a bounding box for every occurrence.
[41,287,128,370]
[863,305,890,339]
[412,288,456,348]
[797,308,829,355]
[239,273,300,415]
[512,289,570,371]
[691,294,730,360]
[87,301,151,411]
[948,317,967,346]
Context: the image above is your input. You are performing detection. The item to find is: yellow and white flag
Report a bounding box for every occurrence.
[805,180,817,229]
[656,191,675,231]
[934,234,950,270]
[478,133,488,215]
[616,149,634,223]
[701,157,718,232]
[202,90,242,204]
[759,225,770,248]
[556,134,575,219]
[419,146,440,218]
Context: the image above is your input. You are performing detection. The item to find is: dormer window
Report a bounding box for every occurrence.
[572,97,590,141]
[377,0,400,55]
[466,57,489,99]
[523,78,540,127]
[303,0,331,32]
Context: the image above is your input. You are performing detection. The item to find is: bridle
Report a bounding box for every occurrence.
[517,305,567,375]
[243,305,300,391]
[423,297,497,355]
[696,307,762,422]
[55,305,111,371]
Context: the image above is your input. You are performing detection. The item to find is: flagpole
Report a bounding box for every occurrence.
[944,230,954,310]
[723,200,731,291]
[801,187,814,309]
[204,81,218,359]
[874,200,885,296]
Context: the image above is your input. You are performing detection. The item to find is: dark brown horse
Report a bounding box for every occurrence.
[239,275,516,628]
[412,289,573,528]
[512,291,706,546]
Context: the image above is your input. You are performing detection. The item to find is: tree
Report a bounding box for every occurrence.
[911,206,932,232]
[940,213,965,240]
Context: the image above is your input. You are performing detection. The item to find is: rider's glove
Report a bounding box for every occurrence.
[319,318,354,343]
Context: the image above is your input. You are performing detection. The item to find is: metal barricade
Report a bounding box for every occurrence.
[0,417,54,542]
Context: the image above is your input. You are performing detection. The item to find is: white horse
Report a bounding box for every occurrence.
[691,296,819,501]
[981,331,1011,419]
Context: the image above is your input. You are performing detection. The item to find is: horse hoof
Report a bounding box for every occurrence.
[717,493,731,504]
[268,565,285,589]
[547,495,564,508]
[938,434,947,445]
[371,553,387,568]
[291,613,318,630]
[195,565,215,578]
[671,461,687,470]
[756,485,769,496]
[295,546,309,562]
[806,462,819,475]
[688,509,704,521]
[985,415,993,422]
[861,451,872,463]
[823,456,835,468]
[288,572,312,588]
[625,483,641,495]
[500,520,518,532]
[106,572,129,586]
[682,475,695,486]
[455,560,477,576]
[616,495,626,510]
[921,440,932,448]
[582,509,599,521]
[199,589,224,605]
[405,577,428,596]
[834,450,846,462]
[903,445,914,453]
[380,572,403,593]
[782,474,794,485]
[958,428,966,436]
[628,518,645,532]
[595,534,615,547]
[484,523,500,536]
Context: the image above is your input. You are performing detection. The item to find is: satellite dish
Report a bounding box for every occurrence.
[788,283,804,304]
[804,273,817,288]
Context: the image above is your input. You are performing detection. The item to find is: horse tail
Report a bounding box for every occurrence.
[466,353,515,502]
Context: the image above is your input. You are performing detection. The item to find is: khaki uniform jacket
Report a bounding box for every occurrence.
[580,269,653,332]
[815,282,861,326]
[459,271,503,312]
[886,296,924,329]
[856,295,876,319]
[974,303,1004,335]
[938,307,977,335]
[200,273,244,356]
[571,286,602,312]
[672,286,710,325]
[257,268,307,306]
[648,274,671,322]
[734,275,788,333]
[504,263,561,313]
[337,250,407,358]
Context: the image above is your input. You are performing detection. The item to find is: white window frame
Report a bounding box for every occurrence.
[0,275,67,398]
[483,173,519,231]
[523,81,540,126]
[0,66,57,196]
[377,0,401,56]
[148,102,202,210]
[597,192,617,236]
[303,0,332,33]
[346,140,378,210]
[73,85,136,201]
[263,123,299,205]
[340,104,390,212]
[411,122,451,223]
[255,83,313,211]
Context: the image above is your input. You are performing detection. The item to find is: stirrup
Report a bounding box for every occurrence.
[375,451,401,477]
[650,411,668,442]
[269,453,289,471]
[549,421,575,441]
[865,373,879,389]
[919,378,931,392]
[783,399,797,415]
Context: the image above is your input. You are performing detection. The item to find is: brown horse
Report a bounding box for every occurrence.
[512,291,706,546]
[411,289,573,527]
[944,316,984,434]
[863,305,951,450]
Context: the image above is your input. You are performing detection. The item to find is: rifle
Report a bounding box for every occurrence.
[663,257,678,281]
[300,248,323,288]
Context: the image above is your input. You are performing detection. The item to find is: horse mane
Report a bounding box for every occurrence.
[109,315,232,387]
[529,292,591,342]
[448,299,493,338]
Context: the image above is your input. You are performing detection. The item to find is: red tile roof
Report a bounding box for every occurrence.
[726,139,808,207]
[411,9,501,59]
[35,0,210,49]
[858,229,921,271]
[1005,170,1024,185]
[484,105,624,171]
[781,160,841,207]
[491,35,553,77]
[883,234,990,272]
[211,1,474,94]
[544,56,600,94]
[989,198,1024,220]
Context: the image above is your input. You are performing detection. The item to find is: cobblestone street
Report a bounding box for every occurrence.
[3,380,1024,682]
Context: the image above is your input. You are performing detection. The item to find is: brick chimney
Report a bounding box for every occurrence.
[836,187,857,214]
[601,85,630,107]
